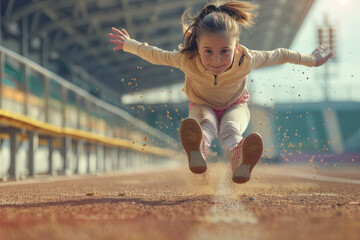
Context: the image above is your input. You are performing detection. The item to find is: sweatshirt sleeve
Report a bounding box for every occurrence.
[249,48,316,70]
[123,39,183,69]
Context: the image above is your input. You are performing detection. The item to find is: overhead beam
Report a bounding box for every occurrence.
[26,0,189,40]
[37,7,119,82]
[8,0,98,21]
[52,17,181,52]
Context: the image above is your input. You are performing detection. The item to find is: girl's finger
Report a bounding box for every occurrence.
[112,27,122,35]
[108,33,123,40]
[110,39,123,44]
[325,52,334,61]
[121,28,129,37]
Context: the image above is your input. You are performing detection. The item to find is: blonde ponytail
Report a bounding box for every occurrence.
[218,1,258,28]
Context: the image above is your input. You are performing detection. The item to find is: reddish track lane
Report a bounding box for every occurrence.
[0,163,359,240]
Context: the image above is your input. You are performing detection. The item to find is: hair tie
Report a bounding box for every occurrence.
[207,5,221,13]
[199,4,221,21]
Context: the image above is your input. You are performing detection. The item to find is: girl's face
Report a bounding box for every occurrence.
[197,32,238,75]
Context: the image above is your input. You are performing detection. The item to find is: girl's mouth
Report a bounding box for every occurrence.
[209,65,226,73]
[210,65,224,69]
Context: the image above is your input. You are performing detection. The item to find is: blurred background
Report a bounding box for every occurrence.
[0,0,359,179]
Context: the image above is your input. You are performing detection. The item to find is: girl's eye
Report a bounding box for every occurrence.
[205,49,212,54]
[222,49,230,54]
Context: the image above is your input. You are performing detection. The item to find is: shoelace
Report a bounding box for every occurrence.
[231,138,245,171]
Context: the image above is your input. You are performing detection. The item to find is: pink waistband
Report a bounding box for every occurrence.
[189,91,250,121]
[189,91,249,111]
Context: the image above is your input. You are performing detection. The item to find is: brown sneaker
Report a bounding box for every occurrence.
[230,133,263,183]
[179,118,207,174]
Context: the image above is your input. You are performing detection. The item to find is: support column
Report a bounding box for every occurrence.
[48,137,55,176]
[103,146,107,172]
[8,128,20,180]
[86,143,91,174]
[61,136,72,175]
[74,140,84,174]
[117,148,121,171]
[28,131,38,177]
[113,147,119,171]
[118,148,126,170]
[96,144,103,172]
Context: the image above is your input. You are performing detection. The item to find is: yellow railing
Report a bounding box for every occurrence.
[0,45,183,180]
[0,109,179,158]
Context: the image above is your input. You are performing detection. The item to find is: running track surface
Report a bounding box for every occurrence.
[0,163,359,240]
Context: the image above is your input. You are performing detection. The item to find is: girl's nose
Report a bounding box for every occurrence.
[215,54,221,63]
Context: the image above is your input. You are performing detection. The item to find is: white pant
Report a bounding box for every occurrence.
[188,102,250,149]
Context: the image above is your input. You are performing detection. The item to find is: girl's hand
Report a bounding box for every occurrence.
[312,45,334,67]
[108,27,131,51]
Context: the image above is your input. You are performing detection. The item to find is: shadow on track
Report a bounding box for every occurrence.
[0,195,215,209]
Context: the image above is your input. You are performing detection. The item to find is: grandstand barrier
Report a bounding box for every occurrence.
[272,102,360,163]
[0,45,183,180]
[224,101,359,163]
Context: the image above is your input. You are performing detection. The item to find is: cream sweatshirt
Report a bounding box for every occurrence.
[123,39,316,109]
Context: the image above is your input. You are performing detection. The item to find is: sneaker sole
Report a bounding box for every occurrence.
[233,133,263,183]
[179,118,207,174]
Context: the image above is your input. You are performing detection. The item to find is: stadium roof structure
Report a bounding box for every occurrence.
[0,0,314,101]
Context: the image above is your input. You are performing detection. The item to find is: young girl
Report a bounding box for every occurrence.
[109,1,333,183]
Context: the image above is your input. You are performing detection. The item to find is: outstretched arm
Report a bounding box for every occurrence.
[250,46,333,70]
[108,27,183,69]
[312,45,334,67]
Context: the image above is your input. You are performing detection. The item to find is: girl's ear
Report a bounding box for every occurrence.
[236,39,239,50]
